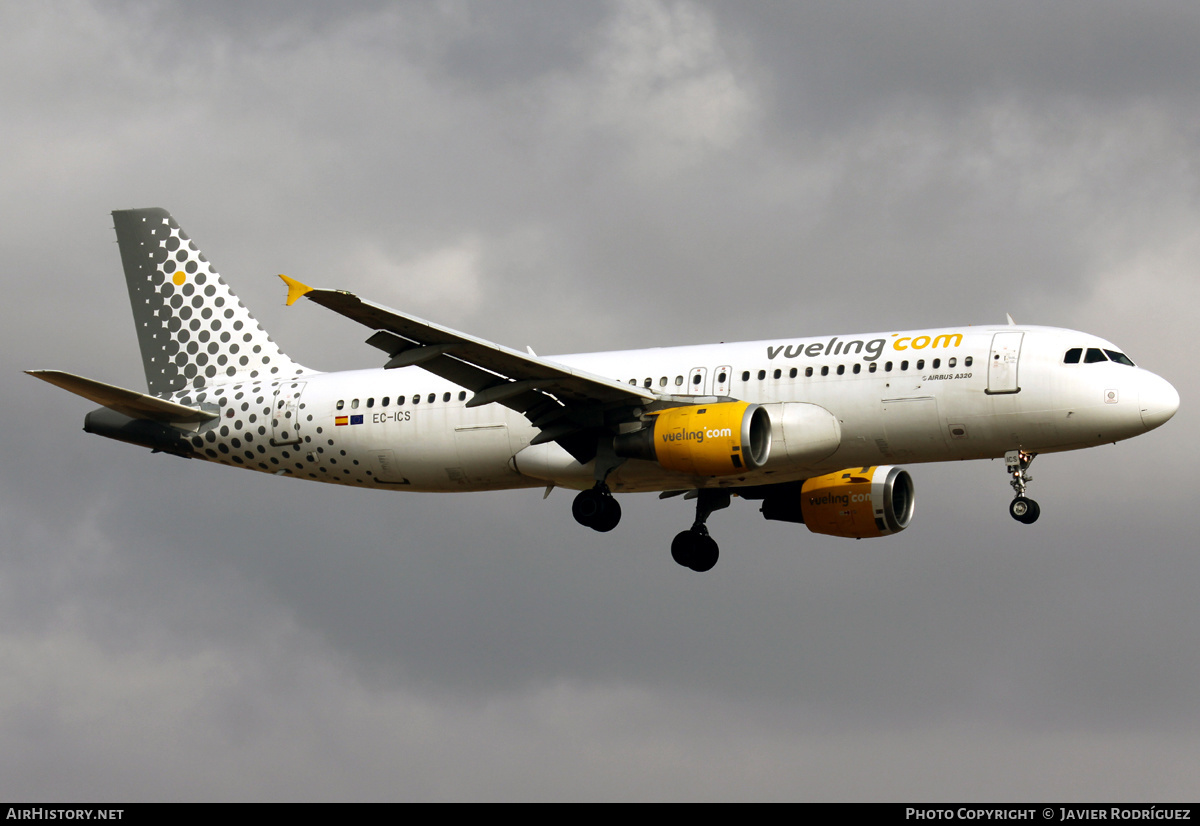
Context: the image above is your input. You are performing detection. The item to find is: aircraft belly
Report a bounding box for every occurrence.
[877,396,950,460]
[512,441,827,493]
[375,410,480,490]
[451,423,524,488]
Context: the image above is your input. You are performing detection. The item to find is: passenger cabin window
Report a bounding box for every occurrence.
[366,398,375,408]
[885,362,893,372]
[412,395,420,404]
[382,397,390,407]
[644,378,652,388]
[916,359,924,370]
[336,400,344,410]
[1085,348,1107,363]
[836,365,845,375]
[821,366,829,376]
[427,393,436,403]
[948,357,957,368]
[397,396,406,405]
[741,371,750,382]
[901,360,909,371]
[757,370,766,380]
[789,367,798,378]
[932,359,940,369]
[676,376,684,386]
[853,364,861,374]
[459,391,467,401]
[717,371,727,383]
[868,362,877,373]
[773,369,782,379]
[351,399,359,409]
[659,377,668,387]
[964,356,973,367]
[443,392,451,402]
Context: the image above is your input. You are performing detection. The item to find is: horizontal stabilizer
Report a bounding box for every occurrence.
[26,370,218,424]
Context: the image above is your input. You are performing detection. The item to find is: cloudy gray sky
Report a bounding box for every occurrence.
[2,0,1197,801]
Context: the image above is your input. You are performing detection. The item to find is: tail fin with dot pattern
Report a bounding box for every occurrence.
[112,208,309,396]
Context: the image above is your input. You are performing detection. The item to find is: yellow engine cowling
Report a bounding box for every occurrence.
[614,401,772,476]
[800,466,914,537]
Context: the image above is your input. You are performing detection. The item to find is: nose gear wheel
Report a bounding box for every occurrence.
[1005,450,1040,524]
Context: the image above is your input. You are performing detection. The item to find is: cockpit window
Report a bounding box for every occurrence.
[1064,348,1082,364]
[1104,349,1135,366]
[1085,348,1108,363]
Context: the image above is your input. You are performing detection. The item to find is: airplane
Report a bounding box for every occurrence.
[28,208,1180,572]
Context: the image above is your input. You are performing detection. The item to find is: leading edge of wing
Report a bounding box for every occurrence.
[279,275,658,410]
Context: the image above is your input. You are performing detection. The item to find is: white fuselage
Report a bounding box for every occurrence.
[172,324,1177,494]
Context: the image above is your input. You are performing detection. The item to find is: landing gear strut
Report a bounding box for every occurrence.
[1005,449,1040,524]
[572,438,625,532]
[671,489,730,572]
[572,484,622,532]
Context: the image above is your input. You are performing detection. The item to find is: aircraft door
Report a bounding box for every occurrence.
[986,332,1024,395]
[713,365,731,396]
[688,366,708,395]
[270,381,306,446]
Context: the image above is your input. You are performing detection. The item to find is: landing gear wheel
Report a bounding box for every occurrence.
[1009,496,1041,524]
[572,488,622,532]
[572,489,603,527]
[691,533,719,572]
[670,529,719,572]
[1004,450,1041,525]
[594,496,621,533]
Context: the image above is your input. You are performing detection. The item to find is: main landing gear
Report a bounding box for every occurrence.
[572,484,622,532]
[573,440,625,532]
[1005,449,1040,524]
[671,489,730,572]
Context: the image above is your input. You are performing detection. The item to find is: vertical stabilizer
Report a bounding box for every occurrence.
[112,208,307,395]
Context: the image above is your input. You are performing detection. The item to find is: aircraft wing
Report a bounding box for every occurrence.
[26,370,218,424]
[280,276,656,458]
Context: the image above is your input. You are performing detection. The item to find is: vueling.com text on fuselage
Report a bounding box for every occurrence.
[765,333,963,362]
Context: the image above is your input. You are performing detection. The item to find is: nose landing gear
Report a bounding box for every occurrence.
[1005,449,1040,524]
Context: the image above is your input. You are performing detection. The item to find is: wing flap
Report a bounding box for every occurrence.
[26,370,218,424]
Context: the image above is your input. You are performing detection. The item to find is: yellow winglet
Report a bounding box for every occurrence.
[279,274,314,306]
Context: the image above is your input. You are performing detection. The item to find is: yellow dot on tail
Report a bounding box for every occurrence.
[173,271,186,286]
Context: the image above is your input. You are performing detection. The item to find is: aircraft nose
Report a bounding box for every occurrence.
[1140,373,1180,431]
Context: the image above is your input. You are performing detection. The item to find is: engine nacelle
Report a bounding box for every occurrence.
[800,466,914,537]
[614,401,772,476]
[759,466,914,538]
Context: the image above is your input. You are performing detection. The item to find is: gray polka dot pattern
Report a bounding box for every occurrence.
[112,208,306,396]
[106,209,394,490]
